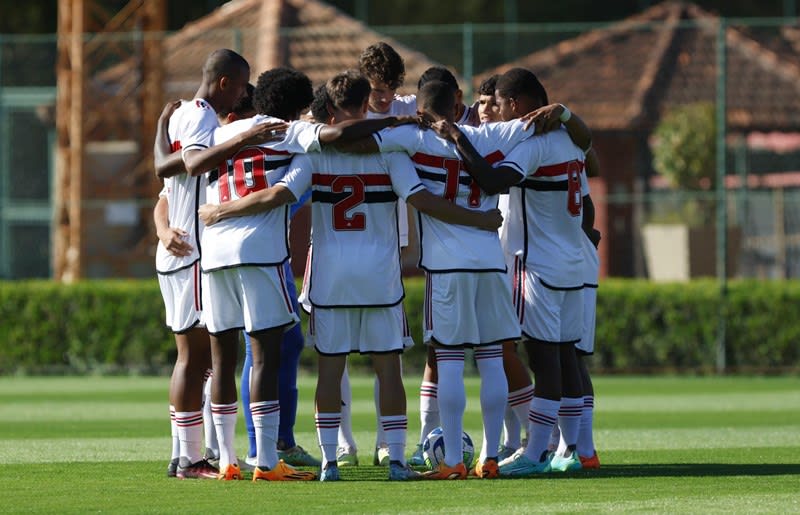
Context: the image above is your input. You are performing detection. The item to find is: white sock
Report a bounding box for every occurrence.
[316,412,341,465]
[523,397,560,462]
[551,422,563,453]
[202,370,218,454]
[435,348,466,467]
[557,397,583,455]
[508,384,535,443]
[418,381,439,445]
[474,346,507,462]
[175,410,203,464]
[374,376,386,448]
[381,415,408,464]
[211,402,238,469]
[337,369,357,452]
[169,406,179,460]
[251,401,280,469]
[577,395,595,457]
[503,404,521,449]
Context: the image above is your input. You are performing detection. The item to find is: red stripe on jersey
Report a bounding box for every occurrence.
[193,262,201,311]
[533,160,584,178]
[412,150,505,169]
[170,140,182,152]
[261,147,291,156]
[278,264,295,315]
[312,173,391,186]
[484,150,505,165]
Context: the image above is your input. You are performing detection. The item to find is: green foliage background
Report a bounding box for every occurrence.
[1,277,798,374]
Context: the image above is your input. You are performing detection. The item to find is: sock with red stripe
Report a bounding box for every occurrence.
[175,410,204,464]
[524,397,560,462]
[316,412,341,465]
[251,400,280,469]
[211,402,238,469]
[475,345,507,462]
[418,380,439,444]
[507,385,535,447]
[577,395,595,457]
[381,415,408,464]
[557,397,583,455]
[435,347,466,467]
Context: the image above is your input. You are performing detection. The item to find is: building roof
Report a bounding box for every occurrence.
[150,0,446,98]
[475,1,800,132]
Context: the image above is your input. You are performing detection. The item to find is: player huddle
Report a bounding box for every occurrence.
[154,41,601,482]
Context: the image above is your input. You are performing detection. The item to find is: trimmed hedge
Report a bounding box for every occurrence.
[1,278,798,374]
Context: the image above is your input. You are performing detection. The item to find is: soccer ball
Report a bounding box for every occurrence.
[421,426,474,469]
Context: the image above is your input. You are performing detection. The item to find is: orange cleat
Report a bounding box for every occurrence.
[423,462,468,480]
[217,463,242,480]
[473,457,499,479]
[579,452,600,470]
[252,459,317,481]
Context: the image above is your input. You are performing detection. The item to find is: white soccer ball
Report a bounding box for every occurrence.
[422,426,474,470]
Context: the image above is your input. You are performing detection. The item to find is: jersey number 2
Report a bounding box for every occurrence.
[331,176,366,231]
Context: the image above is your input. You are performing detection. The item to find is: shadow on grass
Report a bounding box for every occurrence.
[559,463,800,479]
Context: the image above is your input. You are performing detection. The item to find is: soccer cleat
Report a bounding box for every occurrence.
[278,445,322,467]
[176,458,219,479]
[336,447,359,467]
[217,463,243,480]
[252,459,317,481]
[239,455,257,472]
[498,453,551,477]
[579,451,601,470]
[166,457,179,478]
[388,461,422,481]
[473,457,500,479]
[319,462,340,482]
[203,447,220,468]
[550,450,583,472]
[408,444,425,467]
[497,445,518,462]
[373,446,391,467]
[423,462,468,480]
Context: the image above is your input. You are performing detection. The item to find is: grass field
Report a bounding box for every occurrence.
[1,374,799,513]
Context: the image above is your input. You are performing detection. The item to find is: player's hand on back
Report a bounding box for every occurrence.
[393,114,427,128]
[587,227,601,248]
[242,121,290,146]
[159,100,182,124]
[478,208,503,232]
[198,204,222,226]
[430,119,461,143]
[157,226,193,257]
[520,103,565,133]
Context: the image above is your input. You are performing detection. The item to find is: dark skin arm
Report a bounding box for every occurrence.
[154,101,185,179]
[331,115,427,154]
[582,149,601,247]
[519,103,592,152]
[182,120,290,176]
[154,196,193,256]
[318,115,420,146]
[406,189,502,232]
[431,120,522,195]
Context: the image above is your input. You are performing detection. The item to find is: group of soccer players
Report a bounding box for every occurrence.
[154,40,601,482]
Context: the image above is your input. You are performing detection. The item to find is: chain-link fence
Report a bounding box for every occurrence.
[1,13,799,283]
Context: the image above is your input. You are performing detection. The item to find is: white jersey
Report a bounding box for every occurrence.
[155,99,216,274]
[279,150,424,307]
[496,129,590,289]
[366,94,417,118]
[374,120,534,272]
[200,115,323,271]
[457,102,480,127]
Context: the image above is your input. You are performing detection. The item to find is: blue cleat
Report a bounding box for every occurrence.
[498,453,551,477]
[319,462,340,482]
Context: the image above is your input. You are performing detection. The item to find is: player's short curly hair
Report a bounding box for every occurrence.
[416,80,455,118]
[253,67,314,120]
[495,68,548,107]
[358,42,405,90]
[477,74,499,96]
[310,71,371,123]
[310,85,330,123]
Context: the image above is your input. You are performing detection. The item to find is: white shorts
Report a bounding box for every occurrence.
[511,260,583,344]
[158,262,203,333]
[424,271,520,347]
[576,234,599,354]
[201,264,299,335]
[307,303,408,355]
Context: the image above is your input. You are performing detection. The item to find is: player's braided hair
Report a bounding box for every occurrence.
[417,66,459,92]
[477,74,499,96]
[495,67,549,108]
[416,80,456,119]
[253,67,314,120]
[358,42,405,90]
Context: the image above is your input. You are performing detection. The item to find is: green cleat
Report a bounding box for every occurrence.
[336,446,359,467]
[550,450,583,472]
[373,446,390,467]
[408,444,425,467]
[278,445,321,467]
[498,453,551,477]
